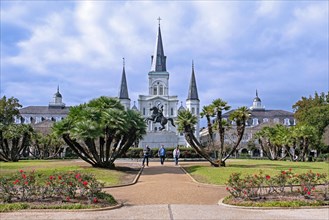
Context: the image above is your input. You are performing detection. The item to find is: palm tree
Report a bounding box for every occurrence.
[53,96,146,168]
[212,99,231,163]
[223,106,251,162]
[200,105,215,151]
[177,110,218,166]
[0,123,33,162]
[292,124,317,161]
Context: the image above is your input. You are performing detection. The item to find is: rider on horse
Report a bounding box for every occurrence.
[153,105,164,122]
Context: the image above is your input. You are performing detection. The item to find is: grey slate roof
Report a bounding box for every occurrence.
[187,63,199,101]
[19,106,70,115]
[223,109,293,118]
[119,65,130,100]
[150,25,167,72]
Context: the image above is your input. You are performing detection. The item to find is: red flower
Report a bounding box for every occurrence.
[83,181,88,186]
[58,176,62,180]
[226,187,229,191]
[93,198,98,203]
[22,174,26,179]
[307,191,311,195]
[304,187,308,192]
[66,197,70,201]
[75,174,81,179]
[266,175,270,180]
[24,181,28,185]
[49,176,54,180]
[281,171,286,175]
[19,170,24,173]
[13,179,19,184]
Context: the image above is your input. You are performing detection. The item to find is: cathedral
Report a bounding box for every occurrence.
[118,20,200,148]
[17,20,200,149]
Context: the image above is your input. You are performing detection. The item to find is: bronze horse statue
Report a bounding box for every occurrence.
[145,106,175,131]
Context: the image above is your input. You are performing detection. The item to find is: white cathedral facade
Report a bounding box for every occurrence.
[118,21,200,148]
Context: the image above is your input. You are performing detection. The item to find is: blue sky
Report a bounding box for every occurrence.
[1,1,328,114]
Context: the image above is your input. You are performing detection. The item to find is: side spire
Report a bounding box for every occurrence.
[187,60,199,101]
[119,58,130,100]
[150,17,167,72]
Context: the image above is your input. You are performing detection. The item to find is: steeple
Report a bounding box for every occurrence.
[187,61,199,101]
[250,89,265,111]
[150,17,167,72]
[119,58,130,100]
[49,85,65,108]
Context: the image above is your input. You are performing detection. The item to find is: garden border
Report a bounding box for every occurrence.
[180,166,329,209]
[2,165,144,212]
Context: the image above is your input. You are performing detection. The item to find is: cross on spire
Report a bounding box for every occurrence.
[157,17,162,26]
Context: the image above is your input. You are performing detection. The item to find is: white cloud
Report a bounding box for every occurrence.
[1,1,328,112]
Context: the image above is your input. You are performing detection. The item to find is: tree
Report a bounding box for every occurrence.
[255,125,291,161]
[0,96,22,125]
[52,96,146,168]
[292,91,329,153]
[200,105,215,152]
[177,99,250,167]
[0,123,33,162]
[0,96,33,162]
[29,132,64,159]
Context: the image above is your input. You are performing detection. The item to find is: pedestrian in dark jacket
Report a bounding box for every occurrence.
[142,145,151,167]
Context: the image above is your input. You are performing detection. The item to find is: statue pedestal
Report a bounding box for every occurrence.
[140,131,179,148]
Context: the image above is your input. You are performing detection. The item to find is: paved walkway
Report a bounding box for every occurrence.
[1,161,328,220]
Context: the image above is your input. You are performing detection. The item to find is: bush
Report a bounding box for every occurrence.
[0,170,108,204]
[226,169,329,201]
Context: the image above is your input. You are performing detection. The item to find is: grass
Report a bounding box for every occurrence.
[0,159,131,186]
[183,159,329,185]
[223,196,329,208]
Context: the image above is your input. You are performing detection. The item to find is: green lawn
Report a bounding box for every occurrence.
[183,159,329,185]
[0,159,129,186]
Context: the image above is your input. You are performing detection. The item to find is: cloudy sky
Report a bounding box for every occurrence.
[1,1,328,114]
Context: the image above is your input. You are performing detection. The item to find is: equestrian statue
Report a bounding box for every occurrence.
[145,105,175,131]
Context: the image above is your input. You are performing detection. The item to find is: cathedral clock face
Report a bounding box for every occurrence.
[155,100,162,107]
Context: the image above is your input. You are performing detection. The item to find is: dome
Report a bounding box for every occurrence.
[54,91,62,98]
[178,102,185,112]
[253,96,261,102]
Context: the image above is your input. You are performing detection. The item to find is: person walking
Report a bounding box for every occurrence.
[173,146,180,165]
[142,145,151,167]
[158,145,166,165]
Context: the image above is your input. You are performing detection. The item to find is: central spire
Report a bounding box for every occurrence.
[150,17,167,72]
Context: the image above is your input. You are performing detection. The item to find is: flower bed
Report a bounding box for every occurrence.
[225,169,329,207]
[0,170,117,210]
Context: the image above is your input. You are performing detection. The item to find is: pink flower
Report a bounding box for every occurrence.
[66,197,70,201]
[75,174,81,179]
[307,191,311,195]
[83,181,88,186]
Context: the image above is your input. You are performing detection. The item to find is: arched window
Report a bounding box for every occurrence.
[159,85,164,95]
[171,108,174,116]
[252,118,259,126]
[284,118,290,126]
[153,87,157,95]
[143,108,146,115]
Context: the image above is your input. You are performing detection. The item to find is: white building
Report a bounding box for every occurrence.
[118,21,200,148]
